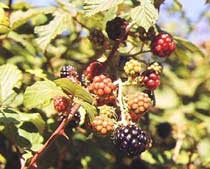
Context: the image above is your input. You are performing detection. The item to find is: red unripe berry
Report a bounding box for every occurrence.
[151,33,176,57]
[53,96,70,112]
[84,62,104,81]
[142,71,160,90]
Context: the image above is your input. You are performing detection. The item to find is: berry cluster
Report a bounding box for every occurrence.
[113,125,151,157]
[53,96,70,113]
[92,115,115,135]
[88,75,116,97]
[142,70,161,90]
[147,61,163,74]
[151,33,176,57]
[52,15,177,157]
[127,92,152,122]
[124,59,143,77]
[84,61,104,81]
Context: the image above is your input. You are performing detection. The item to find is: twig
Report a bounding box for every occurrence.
[22,104,80,169]
[130,50,151,57]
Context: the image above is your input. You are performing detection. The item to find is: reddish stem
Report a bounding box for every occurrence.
[22,104,80,169]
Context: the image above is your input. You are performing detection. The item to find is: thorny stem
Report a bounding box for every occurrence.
[22,104,80,169]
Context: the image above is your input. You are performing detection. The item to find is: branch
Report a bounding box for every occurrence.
[22,104,80,169]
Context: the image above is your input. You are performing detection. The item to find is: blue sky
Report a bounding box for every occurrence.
[14,0,210,43]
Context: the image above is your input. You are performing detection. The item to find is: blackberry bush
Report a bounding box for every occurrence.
[0,1,206,169]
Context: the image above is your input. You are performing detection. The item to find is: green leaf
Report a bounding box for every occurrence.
[173,0,182,11]
[7,31,36,55]
[0,108,19,124]
[130,0,158,30]
[26,69,48,80]
[24,80,66,109]
[55,78,93,103]
[75,99,97,121]
[174,36,205,58]
[84,0,123,16]
[22,150,33,161]
[0,64,22,106]
[10,7,55,29]
[0,108,45,133]
[18,128,43,151]
[0,2,8,9]
[35,10,73,52]
[141,151,157,164]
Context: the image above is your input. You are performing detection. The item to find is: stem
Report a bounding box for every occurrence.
[22,104,80,169]
[117,79,128,125]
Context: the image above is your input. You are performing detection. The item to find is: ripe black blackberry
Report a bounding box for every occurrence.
[113,124,151,156]
[60,65,79,82]
[68,112,81,128]
[106,17,129,41]
[89,29,105,46]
